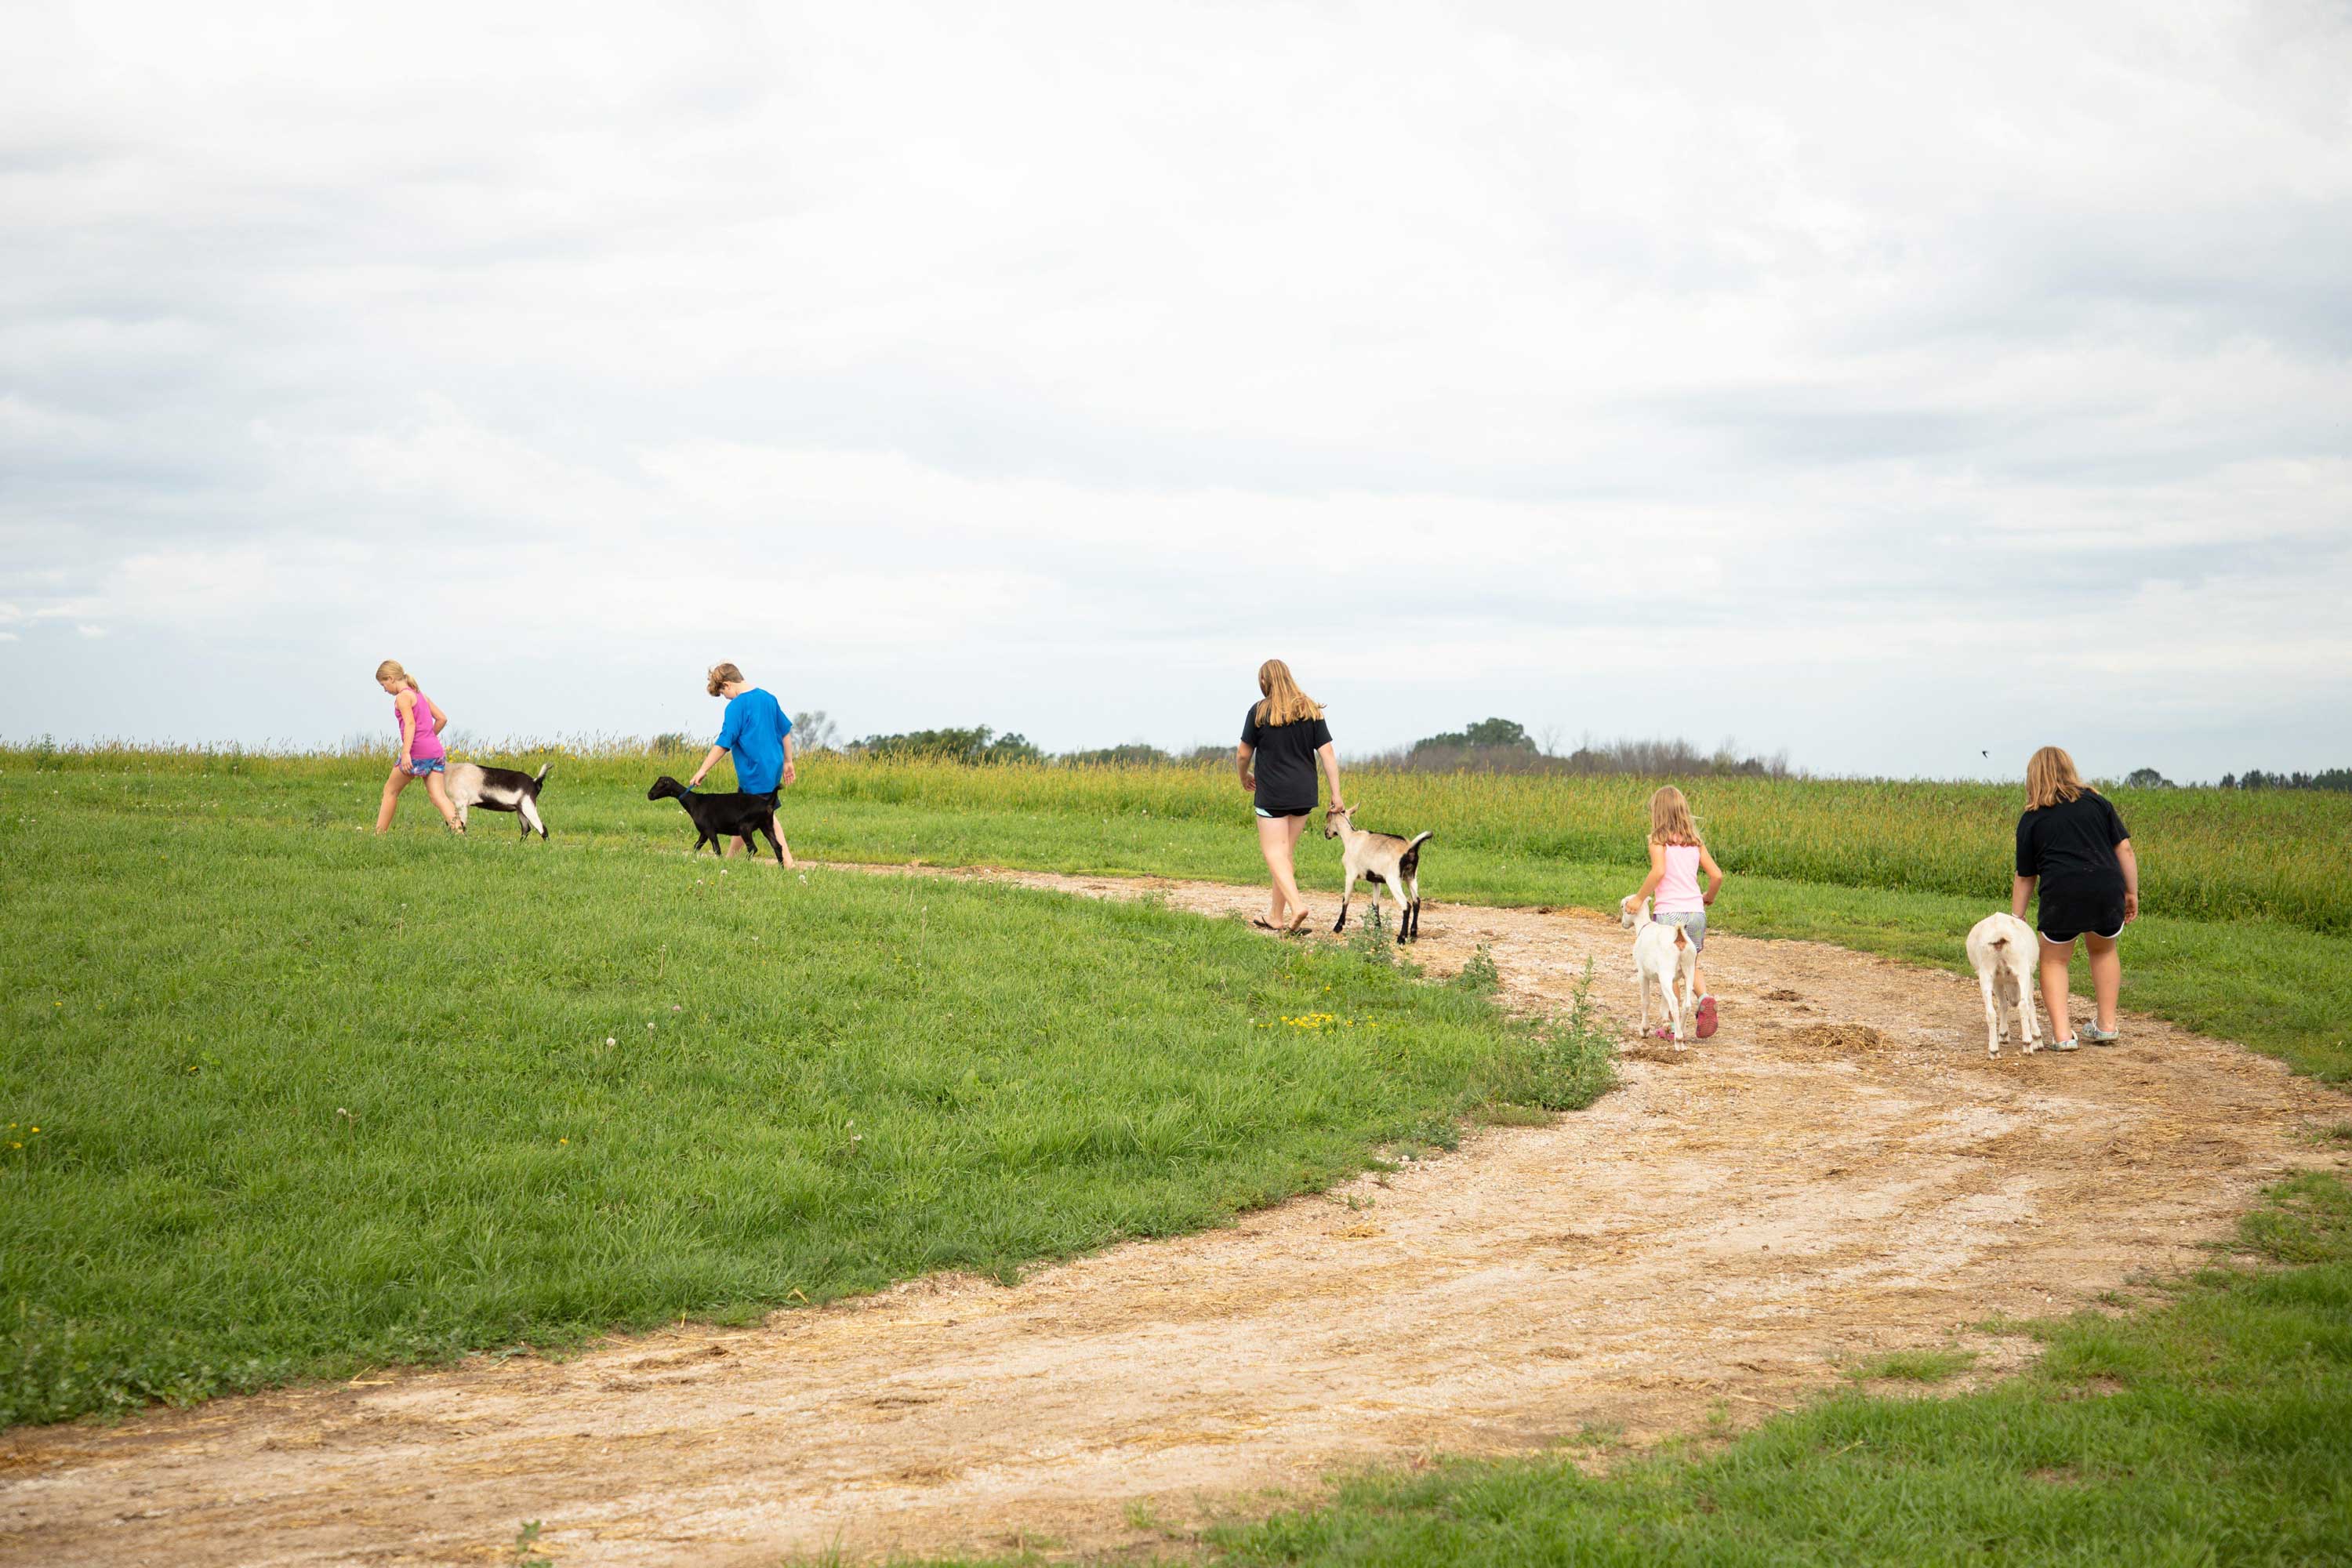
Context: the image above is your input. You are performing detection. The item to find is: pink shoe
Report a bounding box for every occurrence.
[1696,996,1719,1040]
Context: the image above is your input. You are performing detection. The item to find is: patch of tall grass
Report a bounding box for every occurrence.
[11,743,2343,934]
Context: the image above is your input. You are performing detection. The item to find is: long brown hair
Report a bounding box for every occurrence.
[2026,746,2086,810]
[1647,786,1700,847]
[374,659,416,691]
[1253,659,1324,728]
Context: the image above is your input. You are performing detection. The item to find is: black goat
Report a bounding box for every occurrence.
[647,775,786,865]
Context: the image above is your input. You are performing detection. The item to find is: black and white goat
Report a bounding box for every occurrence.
[1323,804,1431,942]
[448,762,552,839]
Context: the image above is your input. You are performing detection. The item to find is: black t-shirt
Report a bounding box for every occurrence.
[1240,705,1333,813]
[2014,791,2129,897]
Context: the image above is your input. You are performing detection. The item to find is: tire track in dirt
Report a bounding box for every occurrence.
[4,867,2343,1567]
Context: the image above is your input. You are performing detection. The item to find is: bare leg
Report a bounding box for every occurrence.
[1258,813,1307,926]
[374,764,411,833]
[2038,935,2077,1042]
[2085,931,2122,1031]
[423,771,463,832]
[725,837,744,858]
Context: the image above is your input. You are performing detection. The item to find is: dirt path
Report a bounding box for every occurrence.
[5,869,2344,1567]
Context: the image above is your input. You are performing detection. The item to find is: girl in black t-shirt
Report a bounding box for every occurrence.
[1237,659,1346,932]
[2011,745,2140,1051]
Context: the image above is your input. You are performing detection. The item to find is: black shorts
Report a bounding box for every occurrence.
[1254,804,1312,819]
[2038,891,2125,945]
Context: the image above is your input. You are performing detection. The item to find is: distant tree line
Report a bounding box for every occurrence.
[655,711,1801,775]
[2118,766,2349,792]
[2213,768,2352,792]
[1374,720,1795,779]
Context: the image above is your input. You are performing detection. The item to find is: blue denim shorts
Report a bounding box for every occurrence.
[1657,909,1706,950]
[405,757,445,775]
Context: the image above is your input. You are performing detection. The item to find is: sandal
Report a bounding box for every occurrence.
[1250,918,1282,933]
[1284,910,1313,934]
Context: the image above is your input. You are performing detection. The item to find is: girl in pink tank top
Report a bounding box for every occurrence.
[1626,786,1727,1036]
[372,659,463,835]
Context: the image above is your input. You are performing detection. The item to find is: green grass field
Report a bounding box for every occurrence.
[5,746,2349,1565]
[19,746,2339,1080]
[0,760,1609,1427]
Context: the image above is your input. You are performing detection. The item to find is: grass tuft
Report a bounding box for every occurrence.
[1845,1347,1978,1384]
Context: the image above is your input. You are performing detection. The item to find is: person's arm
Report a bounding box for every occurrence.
[427,698,448,735]
[2013,813,2038,921]
[781,731,797,787]
[695,700,745,789]
[397,692,417,769]
[1633,841,1667,904]
[1316,742,1345,810]
[1236,742,1255,793]
[2117,839,2139,922]
[1697,843,1726,906]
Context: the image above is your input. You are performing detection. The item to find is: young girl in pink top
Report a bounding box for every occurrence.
[1627,786,1726,1037]
[372,659,463,834]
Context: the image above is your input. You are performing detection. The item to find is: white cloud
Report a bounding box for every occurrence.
[1,0,2348,777]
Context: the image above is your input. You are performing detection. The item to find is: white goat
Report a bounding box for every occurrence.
[1619,895,1697,1047]
[1965,912,2042,1058]
[1323,805,1431,942]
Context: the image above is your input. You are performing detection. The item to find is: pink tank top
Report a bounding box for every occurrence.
[396,688,445,760]
[1654,844,1703,913]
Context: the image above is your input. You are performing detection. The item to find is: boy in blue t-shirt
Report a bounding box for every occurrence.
[687,661,797,862]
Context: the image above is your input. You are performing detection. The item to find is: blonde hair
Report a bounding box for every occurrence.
[1647,786,1700,847]
[2027,746,2086,810]
[374,659,415,691]
[1253,659,1324,728]
[706,662,745,698]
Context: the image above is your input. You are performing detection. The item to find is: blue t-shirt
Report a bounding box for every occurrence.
[715,688,791,793]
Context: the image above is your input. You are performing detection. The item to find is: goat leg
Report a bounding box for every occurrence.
[1334,873,1354,934]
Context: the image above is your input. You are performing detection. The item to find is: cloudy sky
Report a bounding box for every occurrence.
[4,0,2347,779]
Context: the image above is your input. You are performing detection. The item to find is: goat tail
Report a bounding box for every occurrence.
[534,763,553,782]
[1406,831,1434,851]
